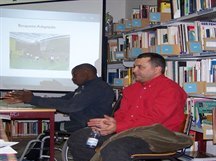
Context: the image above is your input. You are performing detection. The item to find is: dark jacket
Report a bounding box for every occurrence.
[30,77,115,131]
[90,124,193,161]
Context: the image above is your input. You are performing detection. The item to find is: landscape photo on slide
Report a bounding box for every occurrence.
[9,32,70,71]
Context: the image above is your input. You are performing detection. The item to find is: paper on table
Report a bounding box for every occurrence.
[0,146,17,154]
[0,140,18,154]
[55,113,70,122]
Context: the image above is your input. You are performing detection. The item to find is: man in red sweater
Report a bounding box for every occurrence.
[67,52,187,161]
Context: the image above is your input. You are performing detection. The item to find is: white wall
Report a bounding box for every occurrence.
[0,0,53,4]
[106,0,157,22]
[0,0,156,23]
[106,0,126,22]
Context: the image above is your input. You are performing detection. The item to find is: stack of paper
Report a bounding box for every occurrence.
[0,114,11,120]
[0,139,18,154]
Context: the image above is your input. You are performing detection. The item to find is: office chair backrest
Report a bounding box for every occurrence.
[183,114,193,135]
[111,94,122,116]
[179,114,193,154]
[178,114,192,134]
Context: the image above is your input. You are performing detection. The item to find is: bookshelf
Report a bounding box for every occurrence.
[107,0,216,155]
[107,0,216,88]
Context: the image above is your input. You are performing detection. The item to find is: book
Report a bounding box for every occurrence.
[160,2,171,13]
[171,0,181,19]
[187,25,196,41]
[194,100,216,127]
[210,59,216,82]
[195,21,216,50]
[186,97,211,123]
[167,26,179,44]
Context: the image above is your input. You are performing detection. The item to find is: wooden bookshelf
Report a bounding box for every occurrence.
[107,1,216,156]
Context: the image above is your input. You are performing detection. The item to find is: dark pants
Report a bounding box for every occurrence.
[67,127,154,161]
[55,120,85,133]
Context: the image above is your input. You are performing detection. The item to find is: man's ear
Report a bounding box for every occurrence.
[155,66,162,74]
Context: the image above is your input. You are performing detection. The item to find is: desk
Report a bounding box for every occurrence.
[0,106,56,161]
[191,126,207,154]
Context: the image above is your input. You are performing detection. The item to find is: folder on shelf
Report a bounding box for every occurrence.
[205,83,216,95]
[204,38,216,51]
[159,44,180,55]
[149,12,161,22]
[132,19,142,27]
[114,51,124,60]
[161,45,173,54]
[128,48,143,58]
[131,18,149,29]
[187,41,202,53]
[183,81,206,94]
[113,78,124,86]
[125,19,132,30]
[114,23,125,32]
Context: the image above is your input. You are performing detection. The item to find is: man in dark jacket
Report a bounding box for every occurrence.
[4,63,115,132]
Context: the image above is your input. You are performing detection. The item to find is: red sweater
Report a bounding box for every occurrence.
[114,75,187,133]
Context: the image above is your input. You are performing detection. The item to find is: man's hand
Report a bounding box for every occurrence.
[3,90,33,103]
[87,115,116,136]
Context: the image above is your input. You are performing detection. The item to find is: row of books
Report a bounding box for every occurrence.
[132,1,172,20]
[132,4,158,19]
[186,97,215,141]
[107,67,133,87]
[108,58,216,93]
[113,2,172,35]
[186,97,216,129]
[108,20,216,62]
[3,120,49,137]
[166,58,216,87]
[172,0,216,19]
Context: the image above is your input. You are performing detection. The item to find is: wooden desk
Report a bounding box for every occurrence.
[0,119,17,161]
[0,108,56,161]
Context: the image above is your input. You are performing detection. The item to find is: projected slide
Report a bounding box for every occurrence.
[0,1,102,92]
[10,32,70,70]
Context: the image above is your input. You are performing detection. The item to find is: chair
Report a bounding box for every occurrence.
[61,95,123,161]
[111,94,122,116]
[130,114,193,161]
[19,133,50,161]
